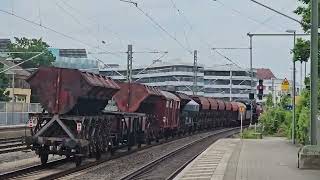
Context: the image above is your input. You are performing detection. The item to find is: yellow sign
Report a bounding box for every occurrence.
[239,106,245,113]
[281,78,290,91]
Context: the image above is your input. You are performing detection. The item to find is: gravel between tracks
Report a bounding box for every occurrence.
[0,150,62,174]
[61,129,228,180]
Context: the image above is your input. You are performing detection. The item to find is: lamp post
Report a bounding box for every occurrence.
[286,29,296,144]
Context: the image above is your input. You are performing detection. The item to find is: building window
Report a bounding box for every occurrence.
[204,88,229,93]
[204,71,230,76]
[232,80,251,86]
[232,71,248,76]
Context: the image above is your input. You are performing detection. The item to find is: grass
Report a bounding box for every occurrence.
[241,128,262,139]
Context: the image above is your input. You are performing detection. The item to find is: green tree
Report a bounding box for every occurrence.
[293,38,310,63]
[294,0,311,32]
[8,37,55,68]
[0,63,11,101]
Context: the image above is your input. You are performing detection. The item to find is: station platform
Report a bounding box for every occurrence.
[174,137,320,180]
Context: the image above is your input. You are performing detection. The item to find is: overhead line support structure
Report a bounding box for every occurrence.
[247,32,310,143]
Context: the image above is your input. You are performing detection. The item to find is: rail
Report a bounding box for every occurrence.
[120,127,241,180]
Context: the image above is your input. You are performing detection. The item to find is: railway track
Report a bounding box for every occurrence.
[0,137,29,154]
[0,127,241,180]
[120,127,241,180]
[0,159,68,180]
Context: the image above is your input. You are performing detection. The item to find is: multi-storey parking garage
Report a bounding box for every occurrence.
[100,61,257,100]
[100,60,204,95]
[204,64,257,101]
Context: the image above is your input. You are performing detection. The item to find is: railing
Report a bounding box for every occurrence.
[0,102,43,125]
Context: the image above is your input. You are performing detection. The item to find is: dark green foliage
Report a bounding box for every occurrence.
[294,0,311,32]
[259,106,291,136]
[0,63,11,101]
[259,84,315,144]
[265,93,273,107]
[293,38,310,63]
[8,37,55,68]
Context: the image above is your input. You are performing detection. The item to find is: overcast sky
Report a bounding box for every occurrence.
[0,0,308,79]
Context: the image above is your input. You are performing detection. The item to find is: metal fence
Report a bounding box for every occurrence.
[0,102,43,125]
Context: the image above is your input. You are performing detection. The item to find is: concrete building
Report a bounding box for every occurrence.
[204,64,257,101]
[100,60,204,95]
[49,48,99,73]
[100,61,257,100]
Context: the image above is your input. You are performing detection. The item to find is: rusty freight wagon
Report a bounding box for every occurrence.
[190,96,210,130]
[26,67,145,166]
[113,82,181,142]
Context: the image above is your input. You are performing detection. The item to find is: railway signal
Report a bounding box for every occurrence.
[257,79,264,100]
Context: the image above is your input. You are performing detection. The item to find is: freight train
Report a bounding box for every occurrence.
[25,67,259,166]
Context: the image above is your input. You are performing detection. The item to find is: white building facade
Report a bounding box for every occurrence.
[204,64,257,101]
[100,61,257,100]
[100,60,204,96]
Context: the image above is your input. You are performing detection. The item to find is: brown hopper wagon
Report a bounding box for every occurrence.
[26,67,145,166]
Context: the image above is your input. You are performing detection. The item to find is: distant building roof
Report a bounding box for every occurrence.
[256,68,276,80]
[0,39,11,52]
[0,59,31,77]
[59,49,87,58]
[206,64,252,72]
[100,59,204,71]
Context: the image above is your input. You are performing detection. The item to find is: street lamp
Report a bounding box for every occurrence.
[286,29,296,144]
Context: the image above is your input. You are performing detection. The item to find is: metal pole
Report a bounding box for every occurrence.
[193,50,198,95]
[249,34,253,125]
[292,31,296,144]
[12,72,15,125]
[300,61,303,92]
[310,0,318,145]
[241,112,243,138]
[230,69,232,101]
[127,45,133,111]
[127,45,133,82]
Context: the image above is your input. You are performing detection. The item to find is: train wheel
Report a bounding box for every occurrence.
[40,153,48,165]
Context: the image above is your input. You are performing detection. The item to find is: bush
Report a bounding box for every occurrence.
[259,107,290,136]
[259,87,311,144]
[296,107,310,145]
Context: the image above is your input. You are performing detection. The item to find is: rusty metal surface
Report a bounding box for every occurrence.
[207,98,218,110]
[231,102,239,112]
[27,67,119,115]
[171,92,191,109]
[225,102,232,111]
[113,82,163,113]
[217,100,226,110]
[160,91,180,101]
[191,96,210,110]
